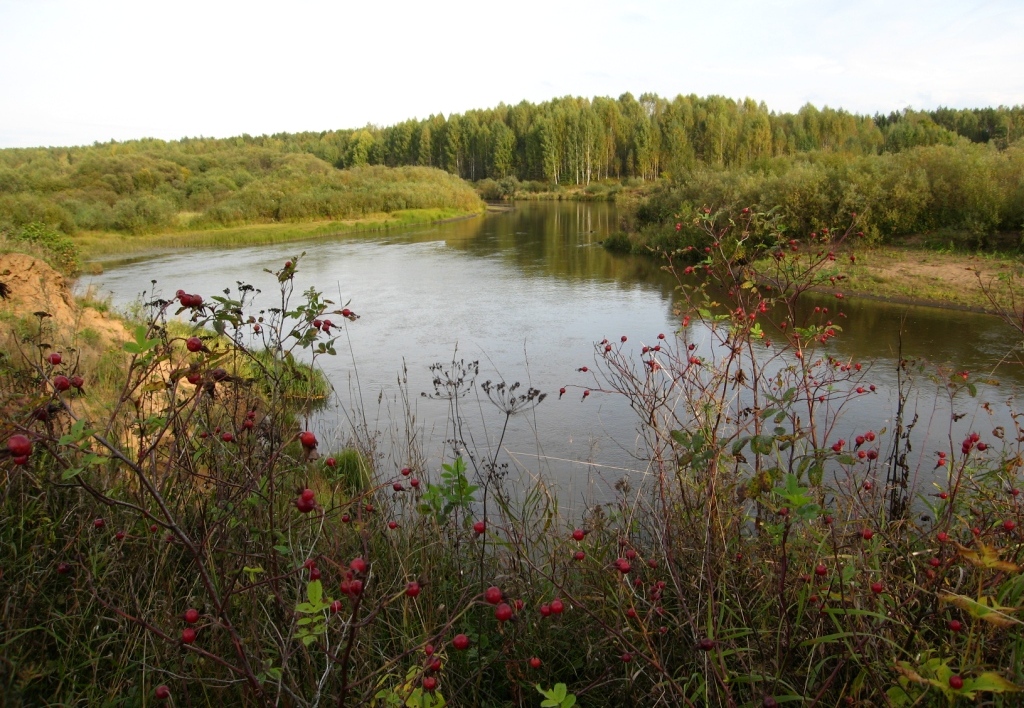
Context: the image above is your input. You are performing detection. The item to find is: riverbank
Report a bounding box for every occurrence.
[77,207,483,264]
[752,243,1023,313]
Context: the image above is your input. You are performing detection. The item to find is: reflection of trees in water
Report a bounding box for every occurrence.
[442,202,676,295]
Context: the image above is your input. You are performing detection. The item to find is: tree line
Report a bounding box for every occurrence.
[1,93,1022,236]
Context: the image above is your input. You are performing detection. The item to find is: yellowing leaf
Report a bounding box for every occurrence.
[954,542,1020,573]
[938,592,1022,627]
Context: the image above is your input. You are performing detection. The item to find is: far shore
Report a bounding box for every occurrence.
[77,207,484,265]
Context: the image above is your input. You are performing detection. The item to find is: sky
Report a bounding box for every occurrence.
[1,0,1022,149]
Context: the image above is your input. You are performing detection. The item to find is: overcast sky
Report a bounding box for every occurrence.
[1,0,1021,149]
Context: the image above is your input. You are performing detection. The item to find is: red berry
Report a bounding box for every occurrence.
[48,352,62,366]
[452,633,470,650]
[778,507,789,517]
[615,558,631,574]
[929,557,941,568]
[393,483,404,492]
[621,652,632,663]
[572,529,585,541]
[406,581,421,598]
[484,586,503,605]
[186,337,203,353]
[625,548,637,560]
[341,513,351,523]
[184,608,200,624]
[937,532,949,543]
[221,432,234,442]
[574,550,585,561]
[53,374,71,391]
[870,581,884,594]
[1012,488,1020,496]
[410,478,420,488]
[301,488,315,502]
[626,608,638,618]
[862,481,873,491]
[6,434,32,457]
[494,603,513,622]
[823,515,833,525]
[473,520,486,535]
[325,457,336,467]
[815,564,827,576]
[57,562,71,575]
[539,604,551,617]
[550,598,564,614]
[309,567,321,580]
[529,657,542,669]
[949,619,963,632]
[298,431,317,449]
[1004,520,1017,532]
[861,528,874,540]
[347,579,363,596]
[429,658,441,672]
[388,521,398,530]
[94,518,105,529]
[330,600,342,614]
[349,557,367,575]
[181,628,197,644]
[296,496,315,513]
[939,491,949,499]
[949,675,963,690]
[423,676,437,691]
[697,637,715,651]
[424,644,435,656]
[401,466,412,476]
[155,685,170,700]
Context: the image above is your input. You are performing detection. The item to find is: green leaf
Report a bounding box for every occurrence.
[308,579,323,605]
[963,672,1020,694]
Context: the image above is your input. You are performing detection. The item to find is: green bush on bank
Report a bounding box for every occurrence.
[615,142,1024,254]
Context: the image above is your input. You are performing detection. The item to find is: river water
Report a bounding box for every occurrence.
[82,202,1024,511]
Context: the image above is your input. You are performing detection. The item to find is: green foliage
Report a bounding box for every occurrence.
[537,683,577,707]
[418,456,478,522]
[2,221,81,275]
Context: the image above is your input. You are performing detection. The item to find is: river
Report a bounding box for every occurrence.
[82,202,1024,512]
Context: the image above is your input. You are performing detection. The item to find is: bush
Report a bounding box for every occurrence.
[3,221,81,275]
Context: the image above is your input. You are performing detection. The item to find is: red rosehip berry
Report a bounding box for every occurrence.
[181,628,197,644]
[949,675,963,690]
[948,619,963,632]
[298,431,317,448]
[48,352,62,366]
[184,608,200,624]
[6,434,32,457]
[861,528,874,540]
[473,520,486,535]
[349,557,367,575]
[1004,520,1017,532]
[870,581,884,594]
[484,586,503,605]
[574,550,585,561]
[388,520,398,530]
[529,657,542,669]
[452,633,470,650]
[186,337,203,353]
[550,598,564,614]
[423,676,437,691]
[155,685,170,700]
[494,603,513,622]
[572,528,585,541]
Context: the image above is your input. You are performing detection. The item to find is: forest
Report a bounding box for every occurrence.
[0,93,1022,239]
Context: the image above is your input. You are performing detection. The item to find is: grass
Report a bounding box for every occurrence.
[750,242,1024,311]
[75,207,482,261]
